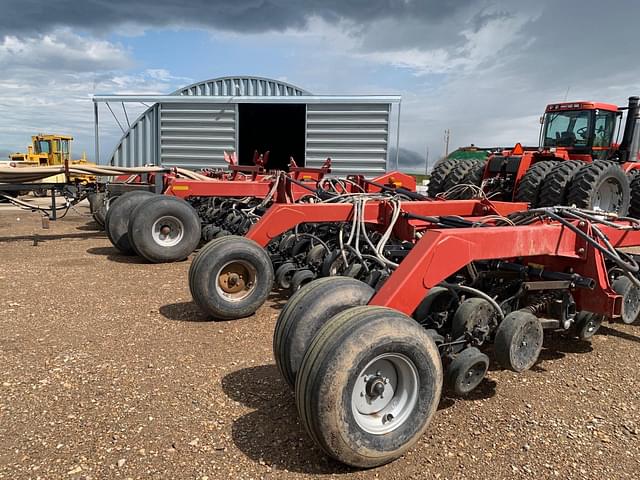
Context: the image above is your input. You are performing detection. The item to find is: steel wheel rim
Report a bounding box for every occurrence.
[623,283,640,324]
[584,316,599,334]
[215,260,257,302]
[593,179,623,213]
[151,215,184,247]
[351,353,419,435]
[461,360,486,391]
[513,322,541,370]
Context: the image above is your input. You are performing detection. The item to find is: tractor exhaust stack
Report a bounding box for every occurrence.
[618,96,640,162]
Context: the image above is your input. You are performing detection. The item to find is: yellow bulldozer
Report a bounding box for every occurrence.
[4,134,95,194]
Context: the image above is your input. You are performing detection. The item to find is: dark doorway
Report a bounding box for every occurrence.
[238,103,306,170]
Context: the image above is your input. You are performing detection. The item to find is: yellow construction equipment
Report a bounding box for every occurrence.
[5,134,95,191]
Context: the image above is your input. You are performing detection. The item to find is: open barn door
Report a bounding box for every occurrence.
[238,103,305,170]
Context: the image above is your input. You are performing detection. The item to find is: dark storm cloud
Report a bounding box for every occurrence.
[0,0,476,36]
[2,0,639,168]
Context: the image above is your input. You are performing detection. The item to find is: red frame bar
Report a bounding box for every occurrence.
[244,195,639,319]
[369,221,639,318]
[244,199,529,245]
[163,170,427,202]
[165,179,274,198]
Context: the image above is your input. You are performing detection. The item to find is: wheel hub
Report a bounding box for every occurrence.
[585,318,598,333]
[365,375,386,398]
[215,260,257,301]
[462,361,486,388]
[219,266,247,294]
[623,282,640,324]
[351,353,418,435]
[151,215,185,247]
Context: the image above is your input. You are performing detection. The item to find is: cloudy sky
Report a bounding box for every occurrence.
[1,0,638,170]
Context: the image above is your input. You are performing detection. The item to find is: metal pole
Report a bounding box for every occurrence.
[444,129,450,157]
[50,187,57,221]
[395,101,402,170]
[94,102,100,165]
[425,145,429,175]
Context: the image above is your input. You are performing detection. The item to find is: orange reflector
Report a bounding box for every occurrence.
[172,185,190,191]
[302,175,312,180]
[512,143,524,155]
[389,176,402,187]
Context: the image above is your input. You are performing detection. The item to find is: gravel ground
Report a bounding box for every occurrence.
[0,201,639,480]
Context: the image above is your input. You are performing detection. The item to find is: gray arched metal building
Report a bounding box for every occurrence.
[92,76,401,176]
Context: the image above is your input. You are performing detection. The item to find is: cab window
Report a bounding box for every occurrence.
[593,110,616,147]
[36,141,51,154]
[543,110,591,148]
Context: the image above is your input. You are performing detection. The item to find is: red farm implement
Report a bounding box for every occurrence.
[102,155,419,263]
[187,196,529,319]
[185,191,640,468]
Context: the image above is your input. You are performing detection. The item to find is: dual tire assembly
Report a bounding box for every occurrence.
[105,191,201,263]
[429,157,634,216]
[274,277,443,468]
[269,277,555,468]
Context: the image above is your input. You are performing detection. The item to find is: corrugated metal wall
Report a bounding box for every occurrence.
[178,76,308,97]
[111,106,159,167]
[160,103,236,169]
[107,76,396,174]
[108,76,308,167]
[305,104,390,176]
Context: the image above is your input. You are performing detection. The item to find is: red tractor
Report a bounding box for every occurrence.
[429,96,640,216]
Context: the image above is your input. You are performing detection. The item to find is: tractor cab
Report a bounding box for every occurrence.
[32,134,73,166]
[9,134,73,167]
[540,102,620,160]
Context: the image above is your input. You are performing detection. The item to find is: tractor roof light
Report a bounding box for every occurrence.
[547,102,589,111]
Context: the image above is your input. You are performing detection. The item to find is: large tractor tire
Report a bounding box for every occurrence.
[440,161,476,198]
[462,160,486,187]
[296,305,442,468]
[189,236,274,320]
[538,160,585,207]
[628,173,640,218]
[513,161,558,206]
[450,160,486,199]
[427,159,458,197]
[128,196,201,263]
[105,190,155,254]
[273,277,374,389]
[566,161,630,215]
